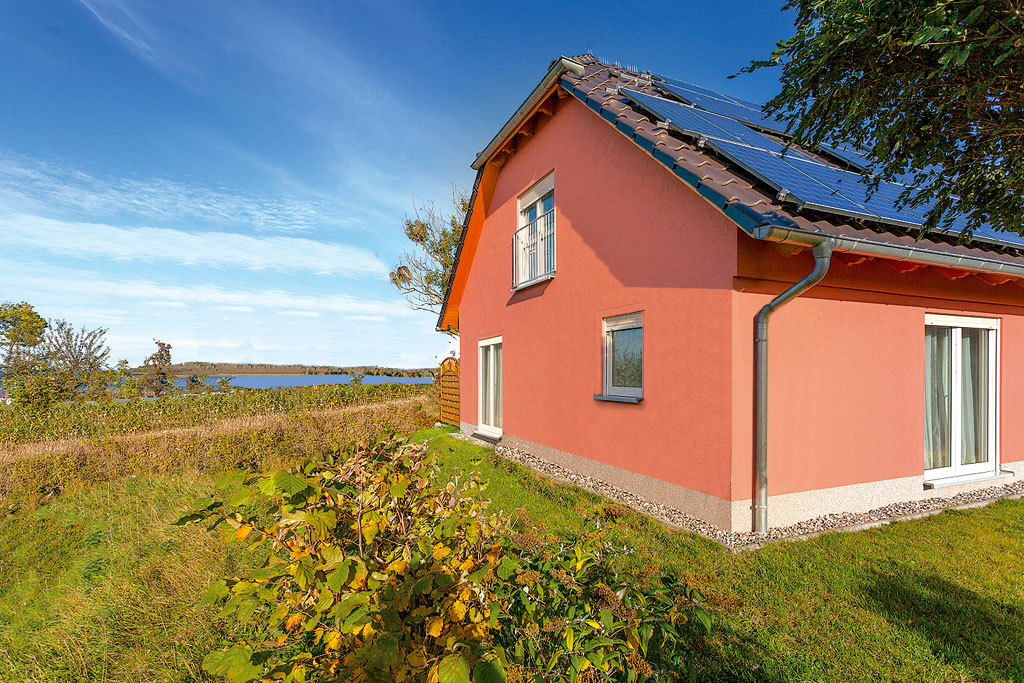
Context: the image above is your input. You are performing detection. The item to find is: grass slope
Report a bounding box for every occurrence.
[428,428,1024,683]
[1,425,1021,682]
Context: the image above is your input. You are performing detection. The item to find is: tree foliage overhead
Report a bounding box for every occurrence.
[390,189,468,335]
[746,0,1024,235]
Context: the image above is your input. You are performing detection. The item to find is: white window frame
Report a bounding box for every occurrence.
[513,172,555,290]
[603,312,643,399]
[477,336,502,438]
[924,314,999,482]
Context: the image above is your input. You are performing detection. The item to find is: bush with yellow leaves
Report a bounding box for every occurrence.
[175,437,713,683]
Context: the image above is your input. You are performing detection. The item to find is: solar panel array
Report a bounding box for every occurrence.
[656,76,790,134]
[623,83,1024,249]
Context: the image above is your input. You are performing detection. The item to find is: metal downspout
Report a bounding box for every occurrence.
[754,238,835,533]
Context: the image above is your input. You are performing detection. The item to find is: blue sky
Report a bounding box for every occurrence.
[0,0,794,367]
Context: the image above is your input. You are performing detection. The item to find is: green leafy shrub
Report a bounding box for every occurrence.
[176,438,712,682]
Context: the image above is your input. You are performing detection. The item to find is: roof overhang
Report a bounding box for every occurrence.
[471,56,585,171]
[437,57,585,332]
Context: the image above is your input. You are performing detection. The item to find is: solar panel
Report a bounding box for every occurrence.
[657,76,750,108]
[656,76,789,134]
[819,142,874,171]
[622,89,795,155]
[708,140,876,217]
[624,78,1024,251]
[785,156,926,227]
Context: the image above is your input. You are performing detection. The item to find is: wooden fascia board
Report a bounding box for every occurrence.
[438,161,500,331]
[438,85,564,331]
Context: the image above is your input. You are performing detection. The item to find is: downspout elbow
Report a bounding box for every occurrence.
[753,238,834,534]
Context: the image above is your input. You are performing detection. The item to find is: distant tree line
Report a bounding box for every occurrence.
[168,361,433,378]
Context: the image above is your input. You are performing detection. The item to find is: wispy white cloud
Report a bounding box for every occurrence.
[74,0,211,88]
[279,310,322,318]
[3,258,413,320]
[0,152,326,232]
[0,213,386,277]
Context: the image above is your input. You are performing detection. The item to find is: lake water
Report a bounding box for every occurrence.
[201,374,433,390]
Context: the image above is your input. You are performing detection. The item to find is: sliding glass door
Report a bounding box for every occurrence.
[924,315,998,481]
[478,337,502,437]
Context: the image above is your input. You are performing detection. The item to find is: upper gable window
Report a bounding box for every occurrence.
[514,172,555,289]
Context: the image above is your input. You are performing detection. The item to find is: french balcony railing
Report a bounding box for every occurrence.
[513,209,555,289]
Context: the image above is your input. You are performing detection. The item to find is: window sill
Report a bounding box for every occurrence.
[511,272,555,292]
[924,469,1014,489]
[594,394,642,404]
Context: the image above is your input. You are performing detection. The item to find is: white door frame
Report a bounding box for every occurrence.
[477,336,502,438]
[924,314,1000,482]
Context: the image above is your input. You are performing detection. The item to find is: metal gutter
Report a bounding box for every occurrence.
[471,57,585,171]
[758,225,1024,279]
[753,239,834,534]
[752,224,1023,534]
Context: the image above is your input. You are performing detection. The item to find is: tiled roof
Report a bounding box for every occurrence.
[436,54,1024,331]
[558,54,1024,268]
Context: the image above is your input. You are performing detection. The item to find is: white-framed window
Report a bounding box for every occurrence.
[477,336,502,437]
[514,172,555,289]
[603,312,643,400]
[924,314,999,481]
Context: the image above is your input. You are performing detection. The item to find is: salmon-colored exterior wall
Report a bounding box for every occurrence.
[457,92,1024,527]
[459,95,739,502]
[731,240,1024,501]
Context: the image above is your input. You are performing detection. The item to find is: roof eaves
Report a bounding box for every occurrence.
[471,56,586,171]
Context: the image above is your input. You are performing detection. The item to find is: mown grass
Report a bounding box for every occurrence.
[2,420,1022,682]
[0,382,432,446]
[427,428,1024,683]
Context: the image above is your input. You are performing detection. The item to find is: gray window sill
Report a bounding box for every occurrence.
[924,469,1014,489]
[511,272,555,292]
[594,394,642,404]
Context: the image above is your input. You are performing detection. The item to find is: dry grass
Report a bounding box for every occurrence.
[0,382,431,447]
[0,395,435,507]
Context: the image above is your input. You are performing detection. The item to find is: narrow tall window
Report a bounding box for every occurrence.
[603,313,643,399]
[924,315,998,481]
[478,337,502,437]
[514,172,555,288]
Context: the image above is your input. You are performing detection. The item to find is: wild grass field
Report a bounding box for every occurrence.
[1,404,1022,682]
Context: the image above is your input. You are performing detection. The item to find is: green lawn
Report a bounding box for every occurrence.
[1,426,1021,682]
[426,427,1024,683]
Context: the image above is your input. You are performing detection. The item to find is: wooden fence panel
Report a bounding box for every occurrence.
[438,357,460,427]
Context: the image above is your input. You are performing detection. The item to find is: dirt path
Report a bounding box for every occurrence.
[0,395,430,464]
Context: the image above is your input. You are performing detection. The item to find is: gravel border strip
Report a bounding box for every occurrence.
[447,432,1024,550]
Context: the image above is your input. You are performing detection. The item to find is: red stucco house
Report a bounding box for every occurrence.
[437,55,1024,534]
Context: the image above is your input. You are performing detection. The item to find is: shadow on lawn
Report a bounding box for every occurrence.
[861,569,1024,681]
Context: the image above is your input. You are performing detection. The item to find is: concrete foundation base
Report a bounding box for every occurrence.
[460,423,1022,533]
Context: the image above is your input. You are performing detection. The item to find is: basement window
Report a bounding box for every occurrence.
[514,172,555,289]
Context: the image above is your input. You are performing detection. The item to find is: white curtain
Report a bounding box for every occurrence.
[924,327,951,470]
[960,329,989,465]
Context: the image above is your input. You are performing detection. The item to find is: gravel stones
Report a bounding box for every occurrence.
[450,434,1024,551]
